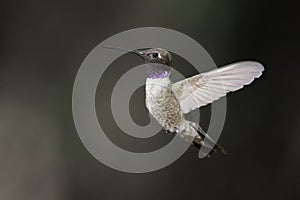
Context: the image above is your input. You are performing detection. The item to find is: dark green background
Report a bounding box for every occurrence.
[1,0,299,199]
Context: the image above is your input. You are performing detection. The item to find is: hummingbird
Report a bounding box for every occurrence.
[103,45,264,157]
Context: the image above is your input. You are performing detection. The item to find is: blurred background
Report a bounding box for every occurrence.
[1,0,300,199]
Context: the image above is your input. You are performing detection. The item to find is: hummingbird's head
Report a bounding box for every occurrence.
[134,48,173,66]
[102,45,173,78]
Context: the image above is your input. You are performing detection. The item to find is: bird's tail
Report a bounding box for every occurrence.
[188,121,227,158]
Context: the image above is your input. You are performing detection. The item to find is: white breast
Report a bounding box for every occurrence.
[145,76,184,130]
[145,77,171,97]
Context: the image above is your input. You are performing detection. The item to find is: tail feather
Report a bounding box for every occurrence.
[189,122,227,157]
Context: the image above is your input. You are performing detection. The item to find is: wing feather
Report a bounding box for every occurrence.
[171,61,264,114]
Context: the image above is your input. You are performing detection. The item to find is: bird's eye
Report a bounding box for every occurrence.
[152,53,158,58]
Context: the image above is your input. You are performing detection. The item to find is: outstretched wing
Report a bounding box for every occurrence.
[171,61,264,114]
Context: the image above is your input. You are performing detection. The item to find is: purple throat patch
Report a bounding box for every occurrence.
[148,71,169,79]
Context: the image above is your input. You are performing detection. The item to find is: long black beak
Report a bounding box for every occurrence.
[102,44,146,60]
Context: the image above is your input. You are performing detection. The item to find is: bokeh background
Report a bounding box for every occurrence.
[1,0,300,199]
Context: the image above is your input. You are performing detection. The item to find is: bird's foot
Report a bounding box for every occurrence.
[165,130,176,135]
